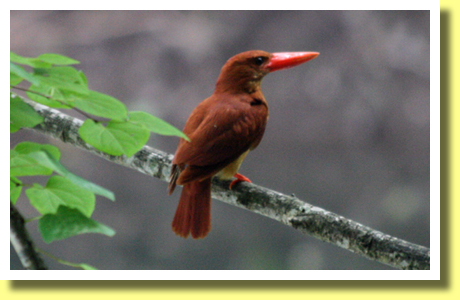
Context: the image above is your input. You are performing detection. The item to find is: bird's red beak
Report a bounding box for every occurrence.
[267,52,319,72]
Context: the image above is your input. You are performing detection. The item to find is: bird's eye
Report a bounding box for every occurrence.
[254,56,265,66]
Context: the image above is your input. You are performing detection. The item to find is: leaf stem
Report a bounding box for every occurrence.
[25,216,41,223]
[35,248,96,270]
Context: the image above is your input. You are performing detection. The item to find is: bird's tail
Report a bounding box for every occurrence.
[172,178,211,239]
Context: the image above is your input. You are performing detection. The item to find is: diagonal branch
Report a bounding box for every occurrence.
[22,99,430,270]
[10,204,48,270]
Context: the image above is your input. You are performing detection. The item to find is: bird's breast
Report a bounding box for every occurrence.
[216,150,250,180]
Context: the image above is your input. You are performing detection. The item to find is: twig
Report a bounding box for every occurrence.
[10,204,48,270]
[22,99,430,270]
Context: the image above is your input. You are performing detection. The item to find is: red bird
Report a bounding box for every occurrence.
[168,50,319,238]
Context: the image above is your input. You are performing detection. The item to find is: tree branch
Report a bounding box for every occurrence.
[22,99,430,270]
[10,203,48,270]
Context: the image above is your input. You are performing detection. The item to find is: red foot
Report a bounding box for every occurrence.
[229,173,252,189]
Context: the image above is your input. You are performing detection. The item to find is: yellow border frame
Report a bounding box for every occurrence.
[3,2,456,299]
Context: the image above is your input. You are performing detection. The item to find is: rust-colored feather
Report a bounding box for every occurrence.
[173,93,268,185]
[172,178,211,239]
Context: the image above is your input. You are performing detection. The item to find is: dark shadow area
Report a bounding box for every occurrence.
[8,279,447,290]
[439,10,450,286]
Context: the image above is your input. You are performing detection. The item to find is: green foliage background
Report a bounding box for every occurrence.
[10,52,187,269]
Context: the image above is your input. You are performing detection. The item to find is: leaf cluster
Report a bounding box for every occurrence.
[10,52,187,269]
[11,52,189,155]
[10,140,115,270]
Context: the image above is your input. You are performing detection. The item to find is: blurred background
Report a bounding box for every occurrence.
[10,11,430,270]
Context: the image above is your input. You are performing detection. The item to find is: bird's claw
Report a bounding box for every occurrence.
[229,173,252,189]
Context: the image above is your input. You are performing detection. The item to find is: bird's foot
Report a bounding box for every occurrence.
[229,173,252,190]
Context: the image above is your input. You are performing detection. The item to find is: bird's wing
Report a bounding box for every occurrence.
[173,94,267,184]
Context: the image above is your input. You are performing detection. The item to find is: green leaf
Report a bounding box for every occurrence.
[10,72,23,86]
[10,96,44,132]
[79,119,150,157]
[14,141,61,159]
[11,52,79,68]
[74,90,128,120]
[129,111,189,141]
[11,144,114,201]
[10,52,52,68]
[32,66,89,96]
[10,150,54,177]
[10,62,40,86]
[78,263,98,270]
[10,142,60,177]
[10,52,33,65]
[10,177,22,204]
[38,206,115,243]
[57,260,98,270]
[26,176,95,217]
[10,124,20,133]
[37,53,80,65]
[27,150,115,201]
[26,84,73,108]
[78,70,88,86]
[40,253,97,270]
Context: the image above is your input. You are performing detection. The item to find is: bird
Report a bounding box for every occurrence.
[168,50,319,239]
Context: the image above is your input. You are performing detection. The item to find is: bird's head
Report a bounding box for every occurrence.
[215,50,319,94]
